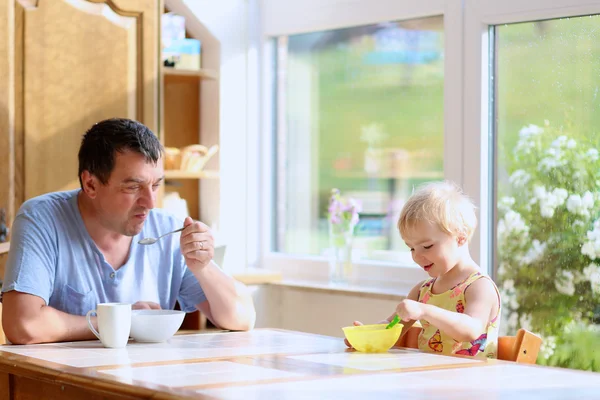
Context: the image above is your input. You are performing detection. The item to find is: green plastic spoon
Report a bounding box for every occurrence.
[386,315,400,329]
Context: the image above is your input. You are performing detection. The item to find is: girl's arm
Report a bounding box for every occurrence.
[396,278,499,343]
[392,281,424,347]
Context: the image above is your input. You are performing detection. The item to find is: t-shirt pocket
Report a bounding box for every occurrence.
[62,284,95,316]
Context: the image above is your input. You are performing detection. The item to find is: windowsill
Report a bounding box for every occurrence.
[260,252,428,299]
[269,278,410,301]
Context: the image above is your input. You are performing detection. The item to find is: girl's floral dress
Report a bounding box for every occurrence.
[417,271,501,360]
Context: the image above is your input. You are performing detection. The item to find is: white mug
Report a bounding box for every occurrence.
[86,303,132,348]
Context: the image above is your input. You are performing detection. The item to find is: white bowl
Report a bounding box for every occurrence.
[130,310,185,343]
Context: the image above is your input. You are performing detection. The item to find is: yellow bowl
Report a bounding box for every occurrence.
[342,323,403,353]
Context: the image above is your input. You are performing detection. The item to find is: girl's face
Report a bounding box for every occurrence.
[403,221,465,278]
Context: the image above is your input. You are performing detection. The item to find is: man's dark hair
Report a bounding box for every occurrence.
[78,118,164,187]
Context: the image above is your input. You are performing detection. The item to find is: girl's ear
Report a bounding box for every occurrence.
[457,235,467,246]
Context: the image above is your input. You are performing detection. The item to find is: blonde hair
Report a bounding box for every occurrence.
[398,180,477,241]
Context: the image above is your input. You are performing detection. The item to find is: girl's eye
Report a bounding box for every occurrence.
[424,245,433,249]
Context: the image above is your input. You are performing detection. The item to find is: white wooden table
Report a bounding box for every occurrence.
[0,329,598,399]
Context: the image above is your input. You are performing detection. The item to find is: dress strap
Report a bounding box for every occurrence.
[460,271,484,290]
[417,278,435,301]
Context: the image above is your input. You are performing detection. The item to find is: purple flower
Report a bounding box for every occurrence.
[327,188,361,229]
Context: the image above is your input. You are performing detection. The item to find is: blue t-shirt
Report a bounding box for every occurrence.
[2,190,206,315]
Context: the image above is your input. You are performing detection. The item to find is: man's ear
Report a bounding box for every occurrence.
[80,171,99,199]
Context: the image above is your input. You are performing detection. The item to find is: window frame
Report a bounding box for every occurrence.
[462,0,600,277]
[257,0,465,285]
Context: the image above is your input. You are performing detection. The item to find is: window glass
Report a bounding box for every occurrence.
[275,16,444,264]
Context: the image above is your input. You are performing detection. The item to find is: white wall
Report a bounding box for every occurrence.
[183,0,251,273]
[253,285,400,337]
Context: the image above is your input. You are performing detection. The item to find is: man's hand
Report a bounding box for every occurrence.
[132,301,161,310]
[180,216,214,272]
[396,299,425,322]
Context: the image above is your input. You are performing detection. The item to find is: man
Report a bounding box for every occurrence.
[2,118,255,344]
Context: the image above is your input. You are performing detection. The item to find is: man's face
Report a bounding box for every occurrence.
[93,150,164,236]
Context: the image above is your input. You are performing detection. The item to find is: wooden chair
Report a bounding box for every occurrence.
[498,328,542,364]
[398,326,542,364]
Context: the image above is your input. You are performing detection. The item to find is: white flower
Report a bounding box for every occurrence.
[538,157,565,172]
[551,135,567,148]
[498,197,516,214]
[515,124,544,156]
[502,279,515,291]
[555,270,575,296]
[567,139,577,149]
[506,312,518,332]
[586,148,599,161]
[532,186,567,218]
[540,335,557,359]
[519,313,532,330]
[553,188,568,202]
[566,192,594,218]
[519,124,544,139]
[582,242,596,259]
[582,221,600,260]
[540,206,555,218]
[508,170,531,188]
[521,240,547,265]
[583,263,600,295]
[497,211,529,246]
[502,291,519,310]
[582,191,594,208]
[533,185,546,200]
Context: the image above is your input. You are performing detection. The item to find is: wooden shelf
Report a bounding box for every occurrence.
[164,170,219,179]
[163,67,218,81]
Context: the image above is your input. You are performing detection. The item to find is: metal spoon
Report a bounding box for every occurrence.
[138,227,184,245]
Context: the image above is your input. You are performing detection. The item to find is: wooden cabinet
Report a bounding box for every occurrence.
[0,0,161,227]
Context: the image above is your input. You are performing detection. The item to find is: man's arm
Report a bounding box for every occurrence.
[180,217,256,331]
[192,262,256,331]
[2,291,96,344]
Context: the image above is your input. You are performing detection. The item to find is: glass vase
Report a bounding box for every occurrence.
[328,222,355,283]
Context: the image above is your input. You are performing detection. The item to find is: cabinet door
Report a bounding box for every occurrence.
[14,0,161,204]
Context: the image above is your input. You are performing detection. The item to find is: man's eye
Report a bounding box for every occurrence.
[424,245,433,249]
[409,248,414,252]
[127,186,139,191]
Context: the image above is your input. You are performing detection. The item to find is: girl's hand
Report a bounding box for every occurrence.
[344,321,363,348]
[396,299,425,322]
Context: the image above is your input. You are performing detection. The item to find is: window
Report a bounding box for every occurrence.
[493,14,600,370]
[273,17,445,265]
[459,0,600,371]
